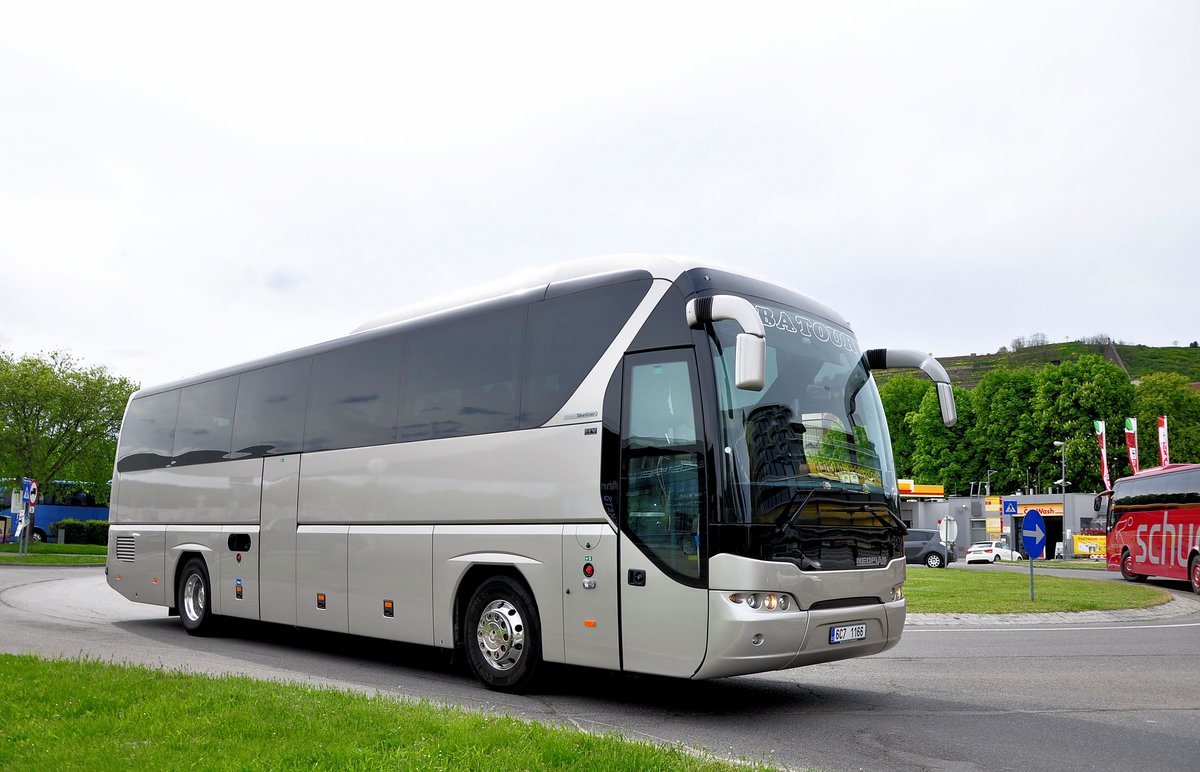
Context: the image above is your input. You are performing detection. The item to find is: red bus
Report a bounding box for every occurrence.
[1099,463,1200,593]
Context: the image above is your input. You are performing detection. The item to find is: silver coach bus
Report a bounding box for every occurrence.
[106,255,956,692]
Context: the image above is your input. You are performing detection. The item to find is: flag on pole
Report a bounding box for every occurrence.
[1095,420,1112,490]
[1158,415,1170,467]
[1124,417,1139,475]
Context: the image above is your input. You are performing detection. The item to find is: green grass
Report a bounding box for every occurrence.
[905,566,1171,613]
[876,341,1200,389]
[1035,559,1108,570]
[0,542,106,564]
[1117,343,1200,382]
[0,542,107,555]
[0,554,106,565]
[0,655,754,771]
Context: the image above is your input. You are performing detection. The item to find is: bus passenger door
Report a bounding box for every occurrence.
[618,350,710,677]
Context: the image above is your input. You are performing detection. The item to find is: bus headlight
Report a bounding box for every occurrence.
[891,583,904,602]
[728,592,795,611]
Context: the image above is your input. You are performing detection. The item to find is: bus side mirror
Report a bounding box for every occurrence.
[734,333,766,391]
[865,349,957,427]
[686,295,766,391]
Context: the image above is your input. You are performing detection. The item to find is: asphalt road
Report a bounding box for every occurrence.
[2,564,1199,771]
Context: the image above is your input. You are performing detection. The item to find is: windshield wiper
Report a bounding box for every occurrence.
[775,486,822,532]
[854,503,908,533]
[775,488,906,534]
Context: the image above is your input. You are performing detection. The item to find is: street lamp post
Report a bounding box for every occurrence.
[985,469,998,497]
[1053,441,1069,560]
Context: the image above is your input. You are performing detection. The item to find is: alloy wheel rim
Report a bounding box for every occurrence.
[183,573,206,622]
[476,599,525,672]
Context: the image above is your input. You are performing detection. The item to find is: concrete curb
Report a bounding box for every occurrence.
[906,595,1200,626]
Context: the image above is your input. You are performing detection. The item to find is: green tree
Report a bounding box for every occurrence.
[1131,372,1200,467]
[0,351,137,504]
[967,367,1039,495]
[1032,355,1134,492]
[909,384,976,494]
[877,374,931,478]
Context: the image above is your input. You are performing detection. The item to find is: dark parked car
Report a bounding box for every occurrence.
[904,528,955,568]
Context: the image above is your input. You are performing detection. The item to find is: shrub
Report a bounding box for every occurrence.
[56,518,110,545]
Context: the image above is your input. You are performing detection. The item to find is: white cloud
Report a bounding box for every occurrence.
[1,2,1198,386]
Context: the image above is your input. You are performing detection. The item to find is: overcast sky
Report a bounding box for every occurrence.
[2,2,1197,389]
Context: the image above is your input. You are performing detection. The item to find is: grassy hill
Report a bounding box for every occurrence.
[880,342,1200,389]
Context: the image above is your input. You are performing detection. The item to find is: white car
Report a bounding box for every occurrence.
[966,541,1024,563]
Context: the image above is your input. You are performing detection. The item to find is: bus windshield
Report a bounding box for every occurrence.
[708,301,898,530]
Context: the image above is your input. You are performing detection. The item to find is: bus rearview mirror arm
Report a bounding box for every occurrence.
[865,348,957,427]
[686,295,766,391]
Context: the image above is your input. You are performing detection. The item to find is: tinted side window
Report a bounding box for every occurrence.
[305,336,402,452]
[173,375,239,464]
[116,390,181,472]
[1114,470,1200,510]
[400,307,525,441]
[521,278,651,428]
[232,359,312,457]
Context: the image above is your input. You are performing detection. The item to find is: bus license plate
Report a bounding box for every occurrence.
[829,624,867,644]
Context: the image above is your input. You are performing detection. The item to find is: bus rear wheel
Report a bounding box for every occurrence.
[177,557,216,635]
[1190,556,1200,595]
[464,576,541,693]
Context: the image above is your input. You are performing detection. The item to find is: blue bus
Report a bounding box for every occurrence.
[2,485,109,543]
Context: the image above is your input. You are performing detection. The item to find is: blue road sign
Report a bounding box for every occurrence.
[1002,500,1018,516]
[1022,509,1047,559]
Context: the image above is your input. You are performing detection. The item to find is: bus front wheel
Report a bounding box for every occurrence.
[1190,556,1200,595]
[177,557,216,635]
[464,576,542,693]
[1120,551,1147,583]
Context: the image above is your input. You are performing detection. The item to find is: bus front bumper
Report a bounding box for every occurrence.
[692,592,906,680]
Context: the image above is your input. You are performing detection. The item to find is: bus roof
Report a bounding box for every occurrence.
[352,253,775,333]
[1114,462,1200,485]
[131,254,844,399]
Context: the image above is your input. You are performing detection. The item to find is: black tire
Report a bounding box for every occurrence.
[992,555,1000,563]
[177,557,217,635]
[1120,551,1147,583]
[1190,556,1200,596]
[32,529,45,543]
[924,552,945,569]
[463,576,542,693]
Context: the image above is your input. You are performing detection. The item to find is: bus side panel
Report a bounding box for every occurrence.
[220,524,260,621]
[348,526,434,645]
[296,525,349,633]
[296,427,605,526]
[562,524,619,670]
[432,525,566,662]
[114,459,263,525]
[1117,507,1200,581]
[106,524,167,606]
[260,455,300,627]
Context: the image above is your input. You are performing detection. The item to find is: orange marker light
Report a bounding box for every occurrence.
[583,619,597,628]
